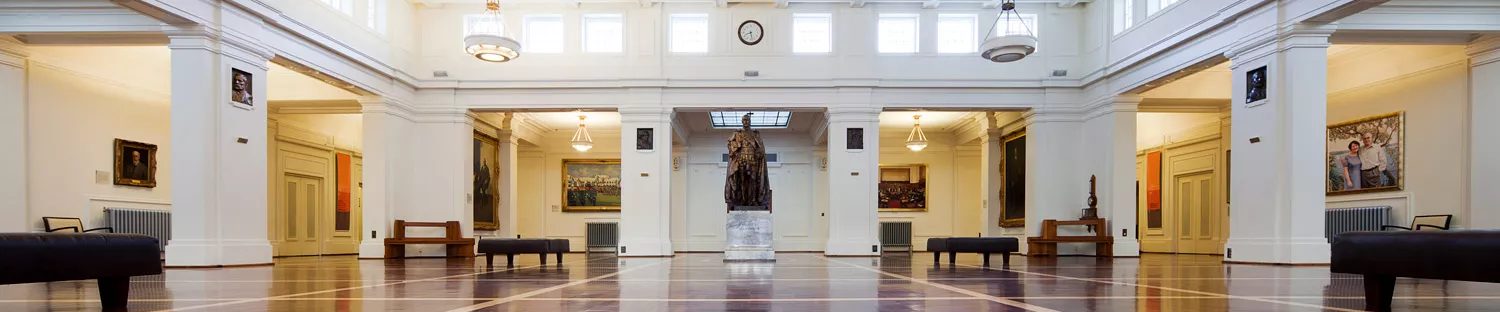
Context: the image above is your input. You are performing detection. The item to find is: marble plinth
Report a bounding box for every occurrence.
[725,210,774,261]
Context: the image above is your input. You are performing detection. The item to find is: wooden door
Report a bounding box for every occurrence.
[280,174,322,256]
[1174,172,1219,254]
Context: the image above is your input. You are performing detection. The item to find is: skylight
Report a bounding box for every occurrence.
[710,111,791,129]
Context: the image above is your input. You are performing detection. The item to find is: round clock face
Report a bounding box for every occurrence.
[738,20,763,46]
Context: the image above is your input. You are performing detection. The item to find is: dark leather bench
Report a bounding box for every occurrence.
[0,233,163,309]
[927,237,1019,267]
[1332,231,1500,312]
[478,238,569,268]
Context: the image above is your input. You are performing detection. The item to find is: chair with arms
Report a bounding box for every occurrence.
[42,217,112,233]
[1382,215,1452,231]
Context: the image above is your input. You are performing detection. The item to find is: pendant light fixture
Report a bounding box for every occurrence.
[570,115,594,152]
[905,115,928,152]
[463,0,521,62]
[980,0,1037,63]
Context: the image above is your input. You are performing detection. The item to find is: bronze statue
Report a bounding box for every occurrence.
[726,113,770,210]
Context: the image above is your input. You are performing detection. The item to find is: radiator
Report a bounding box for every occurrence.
[585,222,619,254]
[879,221,913,253]
[1325,206,1391,243]
[105,208,171,251]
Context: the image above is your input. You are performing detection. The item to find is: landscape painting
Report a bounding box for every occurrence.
[563,159,622,211]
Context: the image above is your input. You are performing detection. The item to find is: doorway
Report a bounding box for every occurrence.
[280,174,323,256]
[1173,171,1219,254]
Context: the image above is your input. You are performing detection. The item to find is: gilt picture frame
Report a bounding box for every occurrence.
[1327,111,1404,195]
[562,159,622,212]
[113,139,158,188]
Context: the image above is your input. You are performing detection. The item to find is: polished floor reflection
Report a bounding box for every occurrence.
[1,252,1495,311]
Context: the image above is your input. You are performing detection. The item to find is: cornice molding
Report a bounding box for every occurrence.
[1468,35,1500,67]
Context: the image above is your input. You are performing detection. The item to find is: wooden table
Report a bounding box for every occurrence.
[1027,218,1114,257]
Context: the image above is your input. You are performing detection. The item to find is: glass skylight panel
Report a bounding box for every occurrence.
[793,13,832,54]
[671,14,709,53]
[525,15,564,53]
[936,14,976,53]
[583,14,624,53]
[710,111,791,129]
[877,14,919,54]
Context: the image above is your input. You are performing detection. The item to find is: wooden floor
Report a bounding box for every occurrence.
[1,252,1494,311]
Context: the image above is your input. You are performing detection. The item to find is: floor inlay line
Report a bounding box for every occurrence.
[154,256,614,312]
[949,263,1366,312]
[823,255,1062,312]
[444,258,671,312]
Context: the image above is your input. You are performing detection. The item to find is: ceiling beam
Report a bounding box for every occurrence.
[921,0,939,9]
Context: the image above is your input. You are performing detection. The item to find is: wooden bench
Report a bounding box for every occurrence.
[1027,219,1114,257]
[384,220,475,259]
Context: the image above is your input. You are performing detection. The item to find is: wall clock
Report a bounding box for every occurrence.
[738,20,763,46]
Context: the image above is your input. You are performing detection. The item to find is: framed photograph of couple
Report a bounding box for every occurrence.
[1326,111,1404,195]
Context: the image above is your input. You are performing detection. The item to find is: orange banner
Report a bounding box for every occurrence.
[336,153,351,213]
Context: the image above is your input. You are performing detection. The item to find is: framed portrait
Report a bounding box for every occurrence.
[1245,66,1267,104]
[230,68,253,108]
[1327,112,1404,195]
[636,128,653,151]
[562,159,622,212]
[878,164,927,212]
[846,128,864,150]
[114,139,158,188]
[473,131,500,230]
[1000,129,1026,228]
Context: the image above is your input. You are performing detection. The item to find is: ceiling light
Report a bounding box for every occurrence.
[571,115,593,152]
[980,1,1036,63]
[464,0,521,63]
[906,115,928,152]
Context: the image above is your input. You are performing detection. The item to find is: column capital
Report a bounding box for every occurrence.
[825,106,880,123]
[1022,107,1082,126]
[1082,95,1142,121]
[164,26,274,70]
[1226,23,1333,64]
[619,106,671,122]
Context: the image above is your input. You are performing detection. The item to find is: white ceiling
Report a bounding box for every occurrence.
[878,111,974,130]
[519,112,623,131]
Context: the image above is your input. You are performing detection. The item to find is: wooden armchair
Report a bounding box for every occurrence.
[42,217,112,233]
[1383,215,1452,231]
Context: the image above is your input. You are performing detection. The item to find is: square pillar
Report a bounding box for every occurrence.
[0,37,26,232]
[357,97,414,258]
[618,104,674,256]
[164,31,275,266]
[978,115,1004,237]
[1223,24,1334,264]
[1023,110,1085,254]
[824,104,881,256]
[1083,96,1141,256]
[395,109,473,256]
[496,129,521,239]
[1469,36,1500,229]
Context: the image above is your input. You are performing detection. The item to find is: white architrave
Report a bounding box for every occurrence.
[1222,24,1334,265]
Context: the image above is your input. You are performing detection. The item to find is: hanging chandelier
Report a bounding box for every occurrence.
[571,115,594,152]
[906,115,928,151]
[463,0,521,62]
[980,0,1037,63]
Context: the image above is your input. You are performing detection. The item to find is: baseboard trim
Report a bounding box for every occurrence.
[165,262,274,269]
[1222,260,1330,266]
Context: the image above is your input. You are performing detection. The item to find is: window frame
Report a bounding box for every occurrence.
[935,13,978,54]
[876,13,921,54]
[318,0,355,16]
[669,13,710,54]
[523,14,565,54]
[366,0,387,35]
[791,13,834,54]
[582,13,626,53]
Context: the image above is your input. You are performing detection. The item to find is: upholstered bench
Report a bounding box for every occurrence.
[927,237,1019,267]
[1332,231,1500,312]
[0,233,163,309]
[477,238,570,268]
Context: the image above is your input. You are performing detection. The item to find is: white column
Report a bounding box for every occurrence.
[164,31,274,266]
[395,109,473,256]
[618,102,674,256]
[357,97,413,258]
[1023,110,1084,254]
[1468,35,1500,229]
[978,116,1003,237]
[1223,25,1333,264]
[496,129,520,238]
[1083,96,1141,256]
[825,103,881,256]
[0,37,26,232]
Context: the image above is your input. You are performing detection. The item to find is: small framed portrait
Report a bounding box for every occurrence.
[1245,66,1267,104]
[114,139,158,188]
[230,68,253,108]
[636,128,654,151]
[846,128,864,150]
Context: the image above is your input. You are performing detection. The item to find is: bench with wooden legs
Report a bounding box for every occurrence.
[1027,219,1114,257]
[383,220,475,258]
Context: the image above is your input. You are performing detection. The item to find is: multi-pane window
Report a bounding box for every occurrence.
[583,14,624,53]
[877,14,919,53]
[670,14,709,53]
[321,0,354,16]
[1115,0,1134,34]
[1147,0,1181,16]
[792,13,832,54]
[936,14,976,53]
[709,111,791,129]
[464,14,506,36]
[366,0,386,35]
[993,14,1038,37]
[524,15,564,53]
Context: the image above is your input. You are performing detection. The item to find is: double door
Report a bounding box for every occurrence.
[1173,172,1219,254]
[280,174,324,257]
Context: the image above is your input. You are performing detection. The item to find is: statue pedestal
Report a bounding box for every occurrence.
[725,209,774,262]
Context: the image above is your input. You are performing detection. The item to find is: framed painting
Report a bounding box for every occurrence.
[878,164,927,212]
[230,68,253,109]
[113,139,158,188]
[473,131,500,230]
[562,159,622,212]
[1000,129,1026,228]
[1327,112,1404,195]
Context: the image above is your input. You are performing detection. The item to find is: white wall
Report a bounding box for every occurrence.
[877,130,981,250]
[516,131,623,251]
[1325,45,1470,228]
[24,47,173,230]
[271,113,365,152]
[1137,112,1221,149]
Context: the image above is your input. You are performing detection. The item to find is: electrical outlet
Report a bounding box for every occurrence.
[871,245,877,252]
[1227,248,1233,258]
[621,246,627,254]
